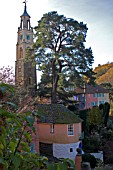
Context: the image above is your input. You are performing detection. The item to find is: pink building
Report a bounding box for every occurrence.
[35,104,83,160]
[74,84,109,110]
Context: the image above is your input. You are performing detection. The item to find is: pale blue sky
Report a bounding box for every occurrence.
[0,0,113,73]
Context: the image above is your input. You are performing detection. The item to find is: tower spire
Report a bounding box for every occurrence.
[21,0,30,17]
[23,0,27,12]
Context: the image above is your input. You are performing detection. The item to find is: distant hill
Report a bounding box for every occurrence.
[94,62,113,87]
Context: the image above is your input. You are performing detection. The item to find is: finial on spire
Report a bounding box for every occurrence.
[23,0,28,8]
[23,0,28,12]
[23,0,28,4]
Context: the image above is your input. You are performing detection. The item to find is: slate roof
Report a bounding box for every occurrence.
[21,3,30,17]
[75,84,109,94]
[35,104,82,124]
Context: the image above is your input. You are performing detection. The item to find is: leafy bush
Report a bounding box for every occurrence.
[82,153,97,168]
[82,136,100,152]
[96,165,110,170]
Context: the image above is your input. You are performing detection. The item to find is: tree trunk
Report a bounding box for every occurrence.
[52,82,57,103]
[51,59,62,103]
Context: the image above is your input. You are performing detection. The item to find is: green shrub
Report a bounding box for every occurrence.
[82,137,100,152]
[82,153,97,168]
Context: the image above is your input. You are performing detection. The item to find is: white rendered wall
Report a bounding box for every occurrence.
[90,151,103,161]
[53,142,80,160]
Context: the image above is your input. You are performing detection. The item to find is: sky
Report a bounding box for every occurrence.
[0,0,113,73]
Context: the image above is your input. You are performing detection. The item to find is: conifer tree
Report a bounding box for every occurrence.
[30,11,94,103]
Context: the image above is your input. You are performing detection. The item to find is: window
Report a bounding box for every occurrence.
[93,93,104,97]
[74,95,78,101]
[20,34,23,40]
[68,124,74,136]
[99,101,104,105]
[18,68,21,72]
[26,35,30,40]
[91,102,97,106]
[20,47,23,58]
[69,86,74,91]
[98,93,101,97]
[28,77,32,85]
[50,124,54,133]
[101,93,104,97]
[93,93,98,97]
[70,148,73,152]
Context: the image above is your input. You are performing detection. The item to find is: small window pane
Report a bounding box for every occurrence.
[50,124,54,133]
[70,148,73,152]
[68,124,74,136]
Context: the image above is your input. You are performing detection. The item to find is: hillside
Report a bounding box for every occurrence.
[94,62,113,87]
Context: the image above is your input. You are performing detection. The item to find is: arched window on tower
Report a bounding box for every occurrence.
[27,20,30,30]
[20,47,23,58]
[28,77,32,85]
[21,20,23,29]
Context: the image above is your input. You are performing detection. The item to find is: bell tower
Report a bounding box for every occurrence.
[15,1,37,95]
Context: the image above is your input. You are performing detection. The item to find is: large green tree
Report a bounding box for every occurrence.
[31,11,94,103]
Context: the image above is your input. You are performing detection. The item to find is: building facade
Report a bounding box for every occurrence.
[15,1,36,95]
[35,104,83,160]
[74,84,109,110]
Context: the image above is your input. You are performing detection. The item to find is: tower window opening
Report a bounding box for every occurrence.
[27,20,30,30]
[21,20,23,29]
[20,34,23,40]
[29,77,32,85]
[26,35,30,40]
[20,47,23,58]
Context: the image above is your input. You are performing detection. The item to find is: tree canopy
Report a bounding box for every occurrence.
[88,106,103,127]
[30,11,94,103]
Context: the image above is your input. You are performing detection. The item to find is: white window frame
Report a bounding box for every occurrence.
[67,124,74,136]
[91,102,97,106]
[50,124,54,133]
[99,101,104,105]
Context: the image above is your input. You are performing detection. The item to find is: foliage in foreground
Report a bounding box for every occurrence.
[0,66,15,85]
[0,83,75,170]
